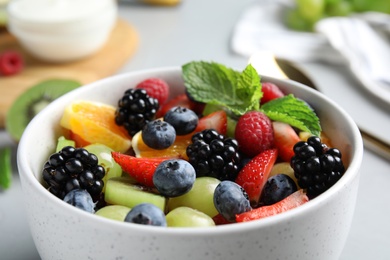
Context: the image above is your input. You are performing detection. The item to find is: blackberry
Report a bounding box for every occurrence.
[42,146,105,202]
[115,88,159,137]
[290,136,345,198]
[186,129,242,181]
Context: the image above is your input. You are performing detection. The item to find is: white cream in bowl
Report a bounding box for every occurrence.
[7,0,117,62]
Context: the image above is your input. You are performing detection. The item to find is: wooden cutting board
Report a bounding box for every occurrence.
[0,18,139,128]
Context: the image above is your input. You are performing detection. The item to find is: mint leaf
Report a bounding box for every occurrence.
[182,61,261,115]
[261,94,321,136]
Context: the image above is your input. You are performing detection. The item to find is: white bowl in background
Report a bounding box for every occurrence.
[17,67,363,260]
[7,0,117,62]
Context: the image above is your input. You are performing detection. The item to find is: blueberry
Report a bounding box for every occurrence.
[259,174,297,206]
[163,106,199,135]
[142,119,176,149]
[124,203,166,227]
[153,159,196,197]
[213,181,252,222]
[63,189,95,213]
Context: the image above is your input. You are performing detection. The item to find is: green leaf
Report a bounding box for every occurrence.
[0,147,12,190]
[261,94,321,136]
[182,61,261,115]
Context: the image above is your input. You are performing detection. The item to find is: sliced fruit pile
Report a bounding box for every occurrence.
[41,61,346,227]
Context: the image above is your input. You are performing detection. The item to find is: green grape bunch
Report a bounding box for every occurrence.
[285,0,390,32]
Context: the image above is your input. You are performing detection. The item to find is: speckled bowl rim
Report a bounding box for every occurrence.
[17,66,364,237]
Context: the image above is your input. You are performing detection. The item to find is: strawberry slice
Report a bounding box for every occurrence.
[111,152,166,187]
[236,189,309,222]
[272,121,301,162]
[235,149,278,205]
[195,110,227,135]
[212,213,234,225]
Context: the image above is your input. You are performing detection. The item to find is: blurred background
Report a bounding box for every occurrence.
[1,0,389,259]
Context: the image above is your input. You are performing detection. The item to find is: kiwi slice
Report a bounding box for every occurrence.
[6,79,81,141]
[105,177,167,212]
[0,147,12,190]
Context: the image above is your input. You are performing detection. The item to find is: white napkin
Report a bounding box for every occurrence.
[315,17,390,99]
[230,0,344,63]
[231,0,390,103]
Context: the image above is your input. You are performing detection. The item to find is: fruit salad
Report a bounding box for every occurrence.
[40,61,346,227]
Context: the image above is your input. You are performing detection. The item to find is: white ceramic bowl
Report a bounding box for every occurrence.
[17,67,363,260]
[7,0,117,62]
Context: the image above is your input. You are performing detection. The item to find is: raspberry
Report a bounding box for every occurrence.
[234,111,274,158]
[260,82,284,104]
[0,50,24,76]
[290,136,345,198]
[135,78,170,105]
[115,88,159,137]
[42,146,105,202]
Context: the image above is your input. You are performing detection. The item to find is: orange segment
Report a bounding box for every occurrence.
[132,130,191,160]
[60,101,131,153]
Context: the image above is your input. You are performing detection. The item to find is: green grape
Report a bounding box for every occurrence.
[296,0,326,22]
[166,207,215,227]
[167,177,220,218]
[325,0,341,5]
[226,116,237,138]
[285,8,316,32]
[326,1,353,17]
[55,136,75,152]
[84,143,122,191]
[95,205,131,221]
[351,0,390,13]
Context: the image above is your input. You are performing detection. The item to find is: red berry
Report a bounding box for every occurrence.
[212,213,233,225]
[236,189,309,222]
[235,111,274,158]
[235,149,278,205]
[111,152,166,187]
[272,121,301,162]
[260,82,284,105]
[195,110,227,135]
[0,50,24,76]
[135,78,169,105]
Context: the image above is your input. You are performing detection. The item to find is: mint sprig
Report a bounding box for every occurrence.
[182,61,261,115]
[182,61,321,136]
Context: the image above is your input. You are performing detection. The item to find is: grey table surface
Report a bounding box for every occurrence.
[1,0,389,259]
